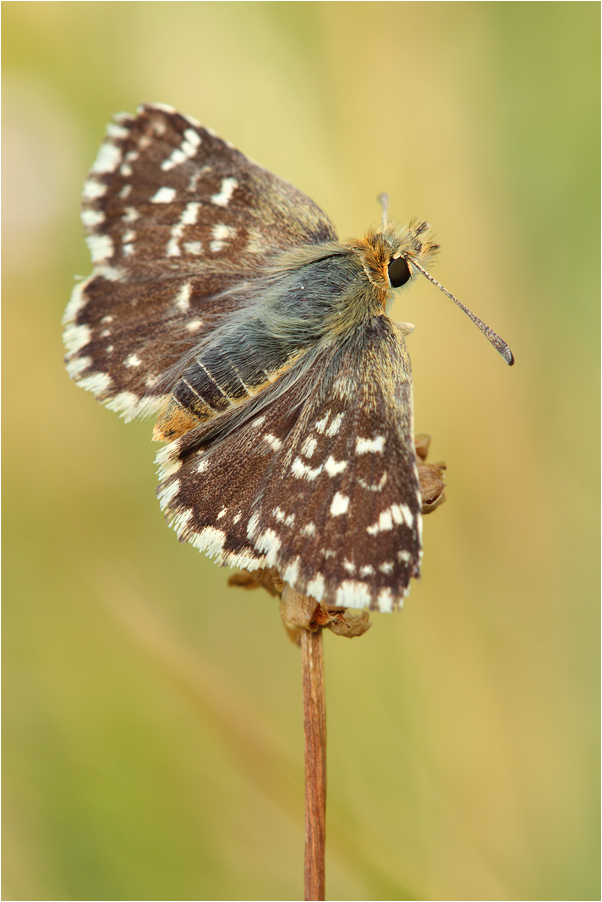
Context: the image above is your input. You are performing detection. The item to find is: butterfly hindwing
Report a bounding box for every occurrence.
[157,317,422,611]
[64,103,337,420]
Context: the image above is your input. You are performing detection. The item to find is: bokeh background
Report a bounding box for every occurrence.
[3,3,599,900]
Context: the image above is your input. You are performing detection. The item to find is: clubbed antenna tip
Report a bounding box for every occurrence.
[409,257,514,366]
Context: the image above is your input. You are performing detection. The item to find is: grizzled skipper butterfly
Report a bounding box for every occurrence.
[63,104,513,613]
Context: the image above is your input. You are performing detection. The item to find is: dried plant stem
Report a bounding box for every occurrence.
[302,626,326,901]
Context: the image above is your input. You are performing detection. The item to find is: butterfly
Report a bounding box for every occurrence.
[63,103,513,612]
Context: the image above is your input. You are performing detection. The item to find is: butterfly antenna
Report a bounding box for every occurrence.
[378,193,390,226]
[410,257,515,366]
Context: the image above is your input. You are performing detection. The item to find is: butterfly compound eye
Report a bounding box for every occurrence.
[388,256,412,288]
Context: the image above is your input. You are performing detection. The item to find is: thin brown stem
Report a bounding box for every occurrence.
[302,626,326,901]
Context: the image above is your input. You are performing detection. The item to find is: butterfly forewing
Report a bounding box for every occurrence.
[64,103,337,420]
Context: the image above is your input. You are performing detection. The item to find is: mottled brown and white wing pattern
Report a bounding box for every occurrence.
[64,103,336,421]
[157,317,422,610]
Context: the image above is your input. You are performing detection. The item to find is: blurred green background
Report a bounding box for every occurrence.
[3,3,599,900]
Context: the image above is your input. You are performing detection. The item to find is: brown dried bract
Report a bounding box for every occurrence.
[279,584,371,645]
[415,433,447,513]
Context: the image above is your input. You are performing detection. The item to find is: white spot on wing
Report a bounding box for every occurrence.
[324,455,347,477]
[86,233,113,263]
[150,186,177,204]
[155,443,180,474]
[376,588,396,613]
[172,507,193,533]
[122,207,140,223]
[253,528,281,566]
[158,478,181,508]
[325,412,344,437]
[99,265,127,282]
[314,412,330,434]
[380,510,394,531]
[83,179,106,200]
[330,492,349,516]
[272,507,295,526]
[301,436,317,458]
[390,505,403,525]
[209,223,236,253]
[282,557,300,586]
[166,202,201,256]
[306,573,325,601]
[400,504,414,527]
[81,209,105,228]
[367,503,415,535]
[192,525,227,557]
[106,390,141,415]
[358,472,388,492]
[77,371,111,395]
[187,170,204,193]
[66,355,91,378]
[150,117,167,136]
[175,281,192,311]
[264,434,283,451]
[92,141,122,174]
[107,123,129,141]
[247,512,260,539]
[356,435,385,454]
[63,282,87,324]
[291,457,322,481]
[211,176,238,206]
[63,323,90,354]
[161,128,202,171]
[335,580,371,610]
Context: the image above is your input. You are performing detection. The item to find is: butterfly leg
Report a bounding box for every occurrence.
[228,567,284,597]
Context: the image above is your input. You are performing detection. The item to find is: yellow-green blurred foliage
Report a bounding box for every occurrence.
[3,3,599,900]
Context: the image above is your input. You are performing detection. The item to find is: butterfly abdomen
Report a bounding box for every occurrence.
[153,319,307,441]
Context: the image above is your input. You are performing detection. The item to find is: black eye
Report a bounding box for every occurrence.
[388,256,411,288]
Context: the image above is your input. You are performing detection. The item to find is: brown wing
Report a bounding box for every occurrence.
[64,103,337,420]
[157,317,421,611]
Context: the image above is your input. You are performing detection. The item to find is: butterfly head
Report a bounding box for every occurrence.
[353,220,439,305]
